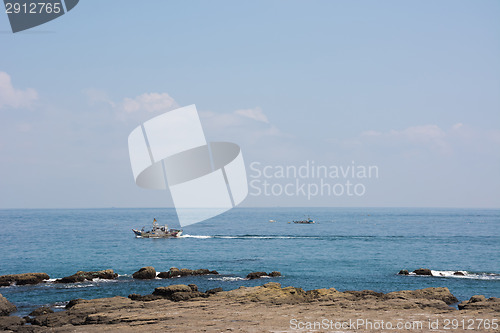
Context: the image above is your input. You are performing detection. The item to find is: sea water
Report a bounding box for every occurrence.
[0,207,499,315]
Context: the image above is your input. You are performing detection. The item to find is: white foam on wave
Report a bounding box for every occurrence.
[53,301,68,308]
[208,276,246,282]
[430,270,500,280]
[61,284,93,289]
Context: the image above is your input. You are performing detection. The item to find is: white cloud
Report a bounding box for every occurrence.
[122,93,178,113]
[357,123,500,156]
[234,107,269,123]
[393,124,446,147]
[83,88,116,107]
[199,107,286,144]
[0,72,38,109]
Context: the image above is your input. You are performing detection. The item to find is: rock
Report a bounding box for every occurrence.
[65,298,87,309]
[206,287,223,295]
[20,285,467,329]
[345,290,385,299]
[453,271,465,276]
[152,284,204,302]
[188,284,198,292]
[153,284,192,297]
[246,271,281,279]
[157,271,171,279]
[458,295,500,311]
[29,306,54,316]
[32,296,135,327]
[469,295,487,303]
[0,273,50,286]
[0,315,25,330]
[413,268,433,276]
[385,287,458,305]
[0,293,16,316]
[55,269,118,283]
[246,272,268,279]
[398,269,409,275]
[170,291,204,302]
[128,294,163,301]
[157,267,218,279]
[132,266,156,279]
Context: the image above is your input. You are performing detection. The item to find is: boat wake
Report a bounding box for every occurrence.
[181,234,324,240]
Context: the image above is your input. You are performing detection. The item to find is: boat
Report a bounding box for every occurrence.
[292,217,315,224]
[132,219,183,238]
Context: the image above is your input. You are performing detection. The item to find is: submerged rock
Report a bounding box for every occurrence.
[0,272,50,286]
[453,271,465,276]
[132,266,156,279]
[157,267,218,279]
[55,269,118,283]
[0,293,16,316]
[246,271,281,279]
[246,272,268,279]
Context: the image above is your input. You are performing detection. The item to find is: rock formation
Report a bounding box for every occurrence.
[132,266,156,279]
[0,293,16,316]
[0,273,49,286]
[458,295,500,312]
[157,267,218,279]
[413,268,433,276]
[55,269,118,283]
[246,271,281,279]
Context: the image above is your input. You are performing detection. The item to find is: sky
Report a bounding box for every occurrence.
[0,0,499,209]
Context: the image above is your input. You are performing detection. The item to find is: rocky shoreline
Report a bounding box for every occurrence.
[1,268,499,332]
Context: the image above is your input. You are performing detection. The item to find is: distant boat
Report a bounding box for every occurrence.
[132,219,182,238]
[269,219,277,223]
[292,217,315,224]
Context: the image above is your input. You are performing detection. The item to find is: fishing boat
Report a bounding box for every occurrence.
[292,217,315,224]
[132,219,182,238]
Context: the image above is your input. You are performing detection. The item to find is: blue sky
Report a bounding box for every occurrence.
[0,0,499,208]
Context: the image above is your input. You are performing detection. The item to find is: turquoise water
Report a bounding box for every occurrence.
[0,207,499,315]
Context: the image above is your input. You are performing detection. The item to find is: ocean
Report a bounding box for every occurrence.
[0,207,499,316]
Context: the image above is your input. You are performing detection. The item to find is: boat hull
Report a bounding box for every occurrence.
[132,229,182,238]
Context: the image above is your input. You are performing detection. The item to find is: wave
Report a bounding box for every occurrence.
[53,301,68,309]
[407,270,500,280]
[208,276,247,282]
[431,270,500,280]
